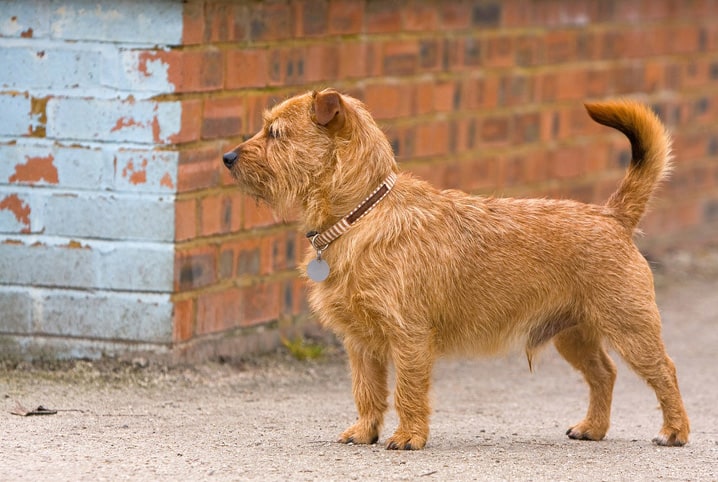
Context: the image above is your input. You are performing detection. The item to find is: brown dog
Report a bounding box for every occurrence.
[222,89,690,450]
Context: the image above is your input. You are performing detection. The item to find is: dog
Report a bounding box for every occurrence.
[222,88,690,450]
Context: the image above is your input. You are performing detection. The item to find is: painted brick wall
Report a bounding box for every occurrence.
[2,0,718,361]
[0,0,184,358]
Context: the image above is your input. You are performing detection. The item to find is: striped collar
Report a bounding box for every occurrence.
[306,172,398,255]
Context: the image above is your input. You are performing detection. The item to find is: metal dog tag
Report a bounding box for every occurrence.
[307,258,330,282]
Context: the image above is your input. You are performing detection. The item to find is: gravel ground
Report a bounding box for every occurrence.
[1,250,717,481]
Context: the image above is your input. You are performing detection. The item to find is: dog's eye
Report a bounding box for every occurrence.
[268,127,279,140]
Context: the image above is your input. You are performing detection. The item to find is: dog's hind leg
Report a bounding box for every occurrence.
[554,325,617,441]
[605,308,690,446]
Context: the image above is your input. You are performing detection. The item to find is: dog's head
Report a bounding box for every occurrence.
[222,89,395,226]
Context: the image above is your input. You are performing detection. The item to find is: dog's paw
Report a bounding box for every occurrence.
[385,430,427,450]
[338,424,379,445]
[565,422,607,442]
[652,428,688,447]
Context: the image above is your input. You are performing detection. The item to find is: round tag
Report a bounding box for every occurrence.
[307,258,330,282]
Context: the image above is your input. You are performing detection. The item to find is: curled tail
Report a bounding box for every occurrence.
[585,100,672,231]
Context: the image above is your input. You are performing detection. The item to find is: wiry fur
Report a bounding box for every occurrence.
[224,89,690,450]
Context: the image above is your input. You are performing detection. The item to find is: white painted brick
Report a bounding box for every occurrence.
[102,47,174,94]
[0,142,111,190]
[0,238,174,292]
[0,0,51,38]
[0,93,30,136]
[113,149,178,193]
[97,242,174,291]
[3,336,170,360]
[0,240,97,288]
[37,290,172,342]
[50,0,182,45]
[0,287,33,334]
[40,192,174,241]
[0,46,103,91]
[46,97,182,144]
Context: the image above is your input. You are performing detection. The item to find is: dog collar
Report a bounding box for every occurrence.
[305,172,397,282]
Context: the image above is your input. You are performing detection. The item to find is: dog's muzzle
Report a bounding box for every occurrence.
[223,151,238,169]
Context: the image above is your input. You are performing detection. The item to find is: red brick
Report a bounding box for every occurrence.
[440,2,471,29]
[329,0,363,34]
[303,44,340,83]
[175,197,197,242]
[479,115,512,146]
[174,245,217,291]
[338,41,369,79]
[243,196,279,229]
[199,192,243,237]
[205,2,248,42]
[413,82,435,115]
[225,49,270,90]
[364,83,411,120]
[549,145,586,180]
[187,49,224,92]
[539,68,588,102]
[196,288,243,335]
[202,97,244,140]
[242,281,281,327]
[403,2,439,31]
[182,1,205,45]
[419,39,442,72]
[514,34,541,66]
[178,144,223,192]
[499,74,535,106]
[544,29,581,64]
[513,111,541,145]
[366,1,401,33]
[199,195,224,237]
[173,298,195,342]
[381,40,420,76]
[169,99,202,144]
[244,93,273,134]
[459,156,500,193]
[414,121,449,158]
[248,1,292,41]
[484,34,514,68]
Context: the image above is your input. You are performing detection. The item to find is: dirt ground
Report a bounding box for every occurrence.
[1,250,717,481]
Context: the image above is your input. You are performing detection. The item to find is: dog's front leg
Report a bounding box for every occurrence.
[338,342,389,445]
[386,344,434,450]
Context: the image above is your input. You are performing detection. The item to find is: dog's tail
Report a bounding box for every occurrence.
[585,100,672,232]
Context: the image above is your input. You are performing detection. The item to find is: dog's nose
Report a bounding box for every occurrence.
[223,151,238,169]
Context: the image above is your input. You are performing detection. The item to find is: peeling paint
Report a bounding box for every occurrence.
[0,194,31,233]
[29,97,48,138]
[137,50,178,89]
[151,115,161,143]
[9,154,59,184]
[65,240,90,249]
[111,116,144,132]
[122,159,149,185]
[160,172,174,189]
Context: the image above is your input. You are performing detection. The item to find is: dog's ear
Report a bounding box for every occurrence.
[312,89,345,133]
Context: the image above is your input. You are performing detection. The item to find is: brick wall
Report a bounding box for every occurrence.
[2,0,717,360]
